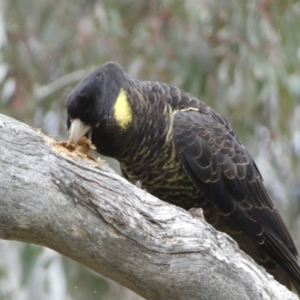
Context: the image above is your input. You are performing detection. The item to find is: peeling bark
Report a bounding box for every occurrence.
[0,114,297,300]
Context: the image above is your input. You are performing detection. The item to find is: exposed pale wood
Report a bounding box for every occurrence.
[0,114,297,300]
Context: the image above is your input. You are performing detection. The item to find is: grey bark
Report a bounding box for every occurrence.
[0,113,297,300]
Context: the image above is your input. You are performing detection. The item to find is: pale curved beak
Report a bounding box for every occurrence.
[68,118,91,146]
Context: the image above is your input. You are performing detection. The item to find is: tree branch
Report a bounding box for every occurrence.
[0,113,297,300]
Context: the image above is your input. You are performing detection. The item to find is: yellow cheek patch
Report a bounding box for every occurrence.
[114,88,132,129]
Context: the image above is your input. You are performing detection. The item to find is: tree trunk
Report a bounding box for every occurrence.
[0,113,297,300]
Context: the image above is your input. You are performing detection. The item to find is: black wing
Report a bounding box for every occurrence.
[172,108,300,287]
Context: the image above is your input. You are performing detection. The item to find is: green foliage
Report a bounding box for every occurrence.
[1,0,300,298]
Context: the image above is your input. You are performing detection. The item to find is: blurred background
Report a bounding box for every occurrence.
[0,0,300,299]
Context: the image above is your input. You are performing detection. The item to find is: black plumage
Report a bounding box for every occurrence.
[65,61,300,293]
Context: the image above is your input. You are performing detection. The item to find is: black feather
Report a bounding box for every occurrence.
[66,62,300,293]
